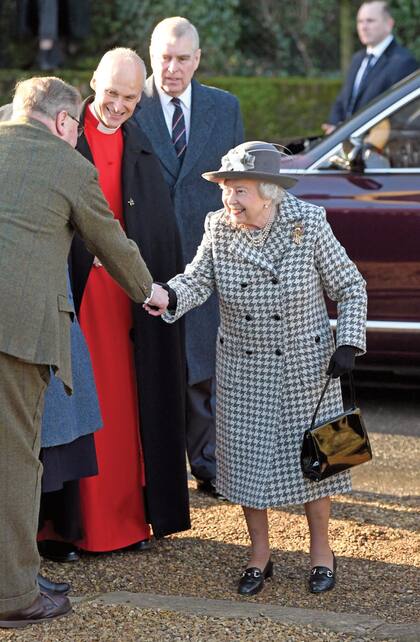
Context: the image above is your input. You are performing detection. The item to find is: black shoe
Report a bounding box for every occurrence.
[196,479,226,500]
[309,552,337,593]
[38,541,79,563]
[37,573,70,595]
[124,539,152,552]
[0,592,71,628]
[238,559,273,596]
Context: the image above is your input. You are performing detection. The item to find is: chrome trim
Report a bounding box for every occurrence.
[286,167,420,175]
[310,86,420,171]
[330,320,420,333]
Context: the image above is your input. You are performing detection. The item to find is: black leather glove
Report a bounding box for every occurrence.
[155,282,177,310]
[326,345,357,378]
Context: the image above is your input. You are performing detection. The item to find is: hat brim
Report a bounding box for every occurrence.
[202,170,298,189]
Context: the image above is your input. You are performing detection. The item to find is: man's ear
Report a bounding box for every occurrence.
[55,110,67,137]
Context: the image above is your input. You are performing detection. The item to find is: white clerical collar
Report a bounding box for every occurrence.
[367,34,393,59]
[155,83,192,112]
[88,102,120,134]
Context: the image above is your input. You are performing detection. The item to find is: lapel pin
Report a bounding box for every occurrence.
[292,223,304,245]
[128,198,135,206]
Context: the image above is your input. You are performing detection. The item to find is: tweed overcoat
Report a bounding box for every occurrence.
[164,193,367,508]
[0,117,152,392]
[134,77,244,384]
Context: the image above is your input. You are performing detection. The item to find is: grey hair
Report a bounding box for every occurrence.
[12,76,81,120]
[95,48,147,85]
[150,17,200,51]
[258,182,284,204]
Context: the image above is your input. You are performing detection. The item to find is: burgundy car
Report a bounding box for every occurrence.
[282,70,420,374]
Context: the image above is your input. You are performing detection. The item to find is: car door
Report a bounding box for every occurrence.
[290,89,420,370]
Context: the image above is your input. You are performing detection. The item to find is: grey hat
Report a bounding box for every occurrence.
[202,141,298,188]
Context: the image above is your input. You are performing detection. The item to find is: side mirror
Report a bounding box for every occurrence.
[328,137,366,172]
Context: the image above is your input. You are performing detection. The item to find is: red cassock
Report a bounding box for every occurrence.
[76,107,149,551]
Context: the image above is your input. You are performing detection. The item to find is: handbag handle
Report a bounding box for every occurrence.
[310,372,357,431]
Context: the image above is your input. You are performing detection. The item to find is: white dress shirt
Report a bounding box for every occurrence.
[353,34,394,95]
[155,83,192,143]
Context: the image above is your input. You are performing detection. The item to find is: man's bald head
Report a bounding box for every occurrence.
[91,48,146,129]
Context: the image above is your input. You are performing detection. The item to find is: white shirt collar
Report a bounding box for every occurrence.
[155,83,192,112]
[367,34,394,59]
[88,102,120,135]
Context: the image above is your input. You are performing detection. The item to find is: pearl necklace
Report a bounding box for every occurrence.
[240,206,276,248]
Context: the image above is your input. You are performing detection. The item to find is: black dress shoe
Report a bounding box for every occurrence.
[37,573,70,595]
[38,540,79,563]
[0,591,71,628]
[309,553,337,593]
[124,539,152,552]
[196,479,227,500]
[238,559,273,596]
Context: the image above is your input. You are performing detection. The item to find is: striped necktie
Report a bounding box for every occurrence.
[171,97,187,162]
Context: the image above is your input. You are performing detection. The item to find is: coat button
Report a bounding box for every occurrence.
[219,337,224,345]
[275,349,282,356]
[245,349,253,355]
[271,277,279,284]
[240,282,248,288]
[128,198,135,206]
[315,335,320,343]
[245,314,252,321]
[273,314,281,321]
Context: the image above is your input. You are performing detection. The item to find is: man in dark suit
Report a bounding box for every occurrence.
[134,17,244,497]
[322,0,418,134]
[0,76,163,628]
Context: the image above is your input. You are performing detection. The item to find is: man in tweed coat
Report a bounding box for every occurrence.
[0,76,163,627]
[147,142,367,596]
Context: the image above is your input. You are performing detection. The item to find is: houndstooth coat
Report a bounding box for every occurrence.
[164,193,367,508]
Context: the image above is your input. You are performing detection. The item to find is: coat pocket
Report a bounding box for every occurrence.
[216,334,240,390]
[57,294,75,321]
[295,328,335,387]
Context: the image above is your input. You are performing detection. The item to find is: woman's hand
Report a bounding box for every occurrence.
[326,345,357,378]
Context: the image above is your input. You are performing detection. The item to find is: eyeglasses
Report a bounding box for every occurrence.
[67,113,84,137]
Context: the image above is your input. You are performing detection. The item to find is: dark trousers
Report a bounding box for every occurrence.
[0,353,49,616]
[186,377,216,481]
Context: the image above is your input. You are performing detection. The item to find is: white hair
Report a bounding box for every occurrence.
[258,182,284,204]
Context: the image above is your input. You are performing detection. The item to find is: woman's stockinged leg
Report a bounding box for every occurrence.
[304,495,334,569]
[242,506,271,569]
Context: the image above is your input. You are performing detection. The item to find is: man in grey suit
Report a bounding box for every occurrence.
[134,17,244,495]
[0,76,165,628]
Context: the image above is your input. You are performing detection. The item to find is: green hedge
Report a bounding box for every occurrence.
[0,70,341,141]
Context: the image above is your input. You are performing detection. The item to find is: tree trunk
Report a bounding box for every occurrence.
[339,0,354,73]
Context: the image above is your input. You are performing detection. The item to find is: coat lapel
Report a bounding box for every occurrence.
[137,77,180,180]
[176,79,217,184]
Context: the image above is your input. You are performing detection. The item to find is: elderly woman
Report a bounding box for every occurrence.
[145,141,367,595]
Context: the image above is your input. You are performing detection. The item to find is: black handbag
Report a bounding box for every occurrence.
[301,373,372,482]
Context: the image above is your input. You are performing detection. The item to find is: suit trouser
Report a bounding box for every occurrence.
[0,352,49,616]
[186,377,216,482]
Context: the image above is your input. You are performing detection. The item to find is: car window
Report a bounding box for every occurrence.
[320,95,420,171]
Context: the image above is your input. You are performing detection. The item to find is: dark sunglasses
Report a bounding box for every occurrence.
[68,113,84,137]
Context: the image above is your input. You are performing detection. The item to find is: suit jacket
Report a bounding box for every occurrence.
[0,117,152,391]
[70,98,190,538]
[134,77,244,384]
[329,38,418,125]
[41,272,102,448]
[163,194,367,507]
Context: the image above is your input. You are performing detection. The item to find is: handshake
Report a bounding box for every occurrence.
[143,283,172,317]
